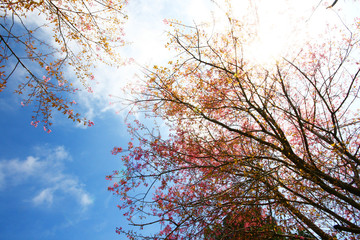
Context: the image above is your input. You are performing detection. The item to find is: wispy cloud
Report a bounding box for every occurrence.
[33,188,54,206]
[0,145,93,209]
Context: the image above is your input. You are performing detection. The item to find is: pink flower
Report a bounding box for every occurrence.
[43,76,50,82]
[31,121,39,128]
[163,19,169,25]
[21,101,25,107]
[111,147,123,155]
[87,120,95,127]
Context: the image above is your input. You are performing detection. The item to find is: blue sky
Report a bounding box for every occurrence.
[0,104,129,239]
[0,0,359,239]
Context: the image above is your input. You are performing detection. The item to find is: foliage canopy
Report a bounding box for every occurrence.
[108,2,360,240]
[0,0,127,130]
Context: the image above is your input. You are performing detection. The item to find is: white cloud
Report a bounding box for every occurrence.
[79,193,93,207]
[0,146,93,209]
[0,156,43,188]
[33,188,54,206]
[5,156,40,175]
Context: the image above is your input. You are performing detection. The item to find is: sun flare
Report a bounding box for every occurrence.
[212,0,342,66]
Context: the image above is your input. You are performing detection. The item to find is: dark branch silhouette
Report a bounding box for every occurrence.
[327,0,339,8]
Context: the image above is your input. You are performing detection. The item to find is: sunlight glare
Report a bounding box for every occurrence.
[221,0,335,66]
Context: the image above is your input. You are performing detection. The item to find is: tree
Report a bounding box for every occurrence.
[203,206,286,240]
[0,0,128,130]
[327,0,339,9]
[108,5,360,240]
